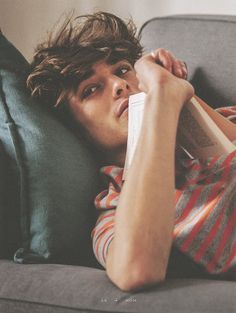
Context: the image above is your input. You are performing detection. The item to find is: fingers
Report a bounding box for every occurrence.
[151,49,172,72]
[172,59,188,79]
[150,48,188,79]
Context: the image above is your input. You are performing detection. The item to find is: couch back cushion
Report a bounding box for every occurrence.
[140,15,236,108]
[140,14,236,279]
[0,31,101,267]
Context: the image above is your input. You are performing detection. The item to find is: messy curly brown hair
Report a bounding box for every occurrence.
[27,11,143,110]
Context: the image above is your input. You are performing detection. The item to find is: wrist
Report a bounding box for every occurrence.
[144,89,183,121]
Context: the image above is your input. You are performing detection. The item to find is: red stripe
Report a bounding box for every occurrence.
[108,168,123,190]
[95,220,114,239]
[115,171,123,187]
[180,153,234,252]
[103,166,114,176]
[183,156,218,186]
[93,211,115,230]
[221,241,236,273]
[174,157,218,224]
[180,192,221,252]
[174,157,218,229]
[102,233,114,265]
[105,191,118,208]
[100,211,115,220]
[95,190,108,208]
[194,201,226,262]
[95,232,104,258]
[95,223,114,260]
[173,185,205,239]
[175,189,183,204]
[207,206,236,273]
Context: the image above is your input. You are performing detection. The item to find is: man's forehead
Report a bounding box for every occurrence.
[78,60,106,84]
[79,59,126,83]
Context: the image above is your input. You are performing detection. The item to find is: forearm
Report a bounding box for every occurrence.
[194,95,236,141]
[107,92,180,289]
[105,53,194,291]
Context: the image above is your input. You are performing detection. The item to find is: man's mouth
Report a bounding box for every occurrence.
[116,98,129,117]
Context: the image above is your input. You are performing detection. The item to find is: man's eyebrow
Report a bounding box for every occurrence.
[78,69,95,85]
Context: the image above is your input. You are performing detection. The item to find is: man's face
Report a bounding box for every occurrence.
[68,60,140,164]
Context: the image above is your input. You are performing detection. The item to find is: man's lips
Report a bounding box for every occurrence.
[116,98,129,117]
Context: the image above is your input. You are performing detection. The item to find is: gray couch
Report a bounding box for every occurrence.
[0,14,235,313]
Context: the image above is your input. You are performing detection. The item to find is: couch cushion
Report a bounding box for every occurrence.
[140,14,236,280]
[0,260,235,313]
[140,15,236,108]
[0,31,101,267]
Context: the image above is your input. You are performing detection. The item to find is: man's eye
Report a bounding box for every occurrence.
[81,85,98,99]
[117,66,131,76]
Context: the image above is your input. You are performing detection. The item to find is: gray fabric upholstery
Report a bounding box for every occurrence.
[0,260,235,313]
[0,14,235,313]
[140,15,236,108]
[139,14,236,281]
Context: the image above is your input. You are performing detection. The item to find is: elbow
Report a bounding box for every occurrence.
[117,274,166,292]
[107,264,167,292]
[105,242,170,291]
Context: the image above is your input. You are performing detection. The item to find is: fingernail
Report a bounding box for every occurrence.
[151,51,156,58]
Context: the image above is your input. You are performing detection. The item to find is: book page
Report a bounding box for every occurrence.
[177,98,235,159]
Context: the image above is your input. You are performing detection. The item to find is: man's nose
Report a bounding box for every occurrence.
[112,77,129,98]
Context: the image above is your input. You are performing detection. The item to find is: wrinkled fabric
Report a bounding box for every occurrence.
[92,107,236,274]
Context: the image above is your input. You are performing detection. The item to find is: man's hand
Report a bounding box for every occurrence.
[150,48,187,79]
[134,48,193,112]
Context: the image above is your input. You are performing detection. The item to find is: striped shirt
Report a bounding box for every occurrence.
[91,106,236,274]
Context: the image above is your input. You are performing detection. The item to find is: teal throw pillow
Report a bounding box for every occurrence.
[0,31,101,267]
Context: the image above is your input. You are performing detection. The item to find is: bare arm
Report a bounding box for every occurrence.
[106,54,194,291]
[194,95,236,141]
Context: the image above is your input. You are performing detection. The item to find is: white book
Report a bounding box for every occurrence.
[123,93,235,180]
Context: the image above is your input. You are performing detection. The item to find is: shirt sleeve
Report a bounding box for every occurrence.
[91,166,123,268]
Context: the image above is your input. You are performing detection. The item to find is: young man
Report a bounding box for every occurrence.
[27,12,236,291]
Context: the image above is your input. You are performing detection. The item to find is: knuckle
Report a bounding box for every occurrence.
[158,48,166,54]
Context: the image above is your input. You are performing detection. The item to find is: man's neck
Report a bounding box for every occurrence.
[101,145,126,168]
